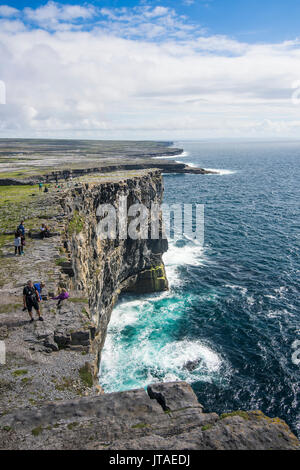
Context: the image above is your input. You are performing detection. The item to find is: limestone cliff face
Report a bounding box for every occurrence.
[60,170,168,371]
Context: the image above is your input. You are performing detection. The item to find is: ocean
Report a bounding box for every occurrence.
[99,140,300,437]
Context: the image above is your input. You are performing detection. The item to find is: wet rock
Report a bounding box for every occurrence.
[123,264,168,294]
[183,359,200,371]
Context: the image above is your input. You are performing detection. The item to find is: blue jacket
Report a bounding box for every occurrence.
[18,224,25,236]
[34,283,42,300]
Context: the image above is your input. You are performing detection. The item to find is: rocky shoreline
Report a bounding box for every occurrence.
[0,139,215,186]
[0,161,215,186]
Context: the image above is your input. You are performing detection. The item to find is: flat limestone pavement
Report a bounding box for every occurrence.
[0,382,299,450]
[0,187,98,416]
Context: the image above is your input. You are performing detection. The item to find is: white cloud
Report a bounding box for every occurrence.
[24,1,95,29]
[143,6,170,18]
[0,4,300,139]
[0,5,19,17]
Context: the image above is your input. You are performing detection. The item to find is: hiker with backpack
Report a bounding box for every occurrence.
[23,280,43,322]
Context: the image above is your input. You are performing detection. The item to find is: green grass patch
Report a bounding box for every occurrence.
[201,424,214,431]
[21,377,32,385]
[79,364,93,388]
[68,211,84,235]
[32,426,43,437]
[69,297,88,304]
[67,422,79,430]
[12,369,28,377]
[220,411,250,421]
[0,185,39,205]
[0,185,49,234]
[55,257,68,266]
[131,422,149,429]
[0,303,22,314]
[55,377,75,391]
[2,426,12,432]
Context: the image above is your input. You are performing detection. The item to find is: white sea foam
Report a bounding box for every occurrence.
[100,333,223,392]
[99,234,222,393]
[205,168,237,175]
[266,308,293,319]
[274,286,288,298]
[155,340,222,373]
[225,284,247,295]
[153,151,189,160]
[164,240,204,268]
[175,160,197,167]
[163,239,205,288]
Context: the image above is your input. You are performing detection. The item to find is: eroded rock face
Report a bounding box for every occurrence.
[60,170,168,370]
[123,263,168,294]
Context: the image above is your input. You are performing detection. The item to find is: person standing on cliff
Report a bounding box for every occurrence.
[14,231,21,256]
[23,280,43,322]
[20,233,26,255]
[18,221,25,237]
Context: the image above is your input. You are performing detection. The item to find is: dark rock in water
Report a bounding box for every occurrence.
[123,264,168,294]
[184,359,201,371]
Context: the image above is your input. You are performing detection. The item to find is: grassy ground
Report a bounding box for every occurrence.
[0,185,57,234]
[0,183,64,290]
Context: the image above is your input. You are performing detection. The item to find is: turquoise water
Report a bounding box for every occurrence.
[100,141,300,437]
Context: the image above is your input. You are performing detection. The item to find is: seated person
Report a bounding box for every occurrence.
[51,288,69,308]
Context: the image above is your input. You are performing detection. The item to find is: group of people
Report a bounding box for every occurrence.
[38,182,49,193]
[14,221,26,256]
[23,280,70,323]
[14,181,72,323]
[14,220,52,255]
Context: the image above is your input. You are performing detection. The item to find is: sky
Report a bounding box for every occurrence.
[1,0,300,140]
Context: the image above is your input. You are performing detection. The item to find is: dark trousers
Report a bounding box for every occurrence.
[15,246,21,255]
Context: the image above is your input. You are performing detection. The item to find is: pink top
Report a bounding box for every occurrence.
[52,292,69,300]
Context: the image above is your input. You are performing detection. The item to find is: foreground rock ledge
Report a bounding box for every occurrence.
[0,382,298,450]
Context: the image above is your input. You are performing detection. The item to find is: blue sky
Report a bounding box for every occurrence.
[3,0,300,43]
[0,1,300,139]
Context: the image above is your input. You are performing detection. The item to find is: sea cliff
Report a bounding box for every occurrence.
[60,169,168,373]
